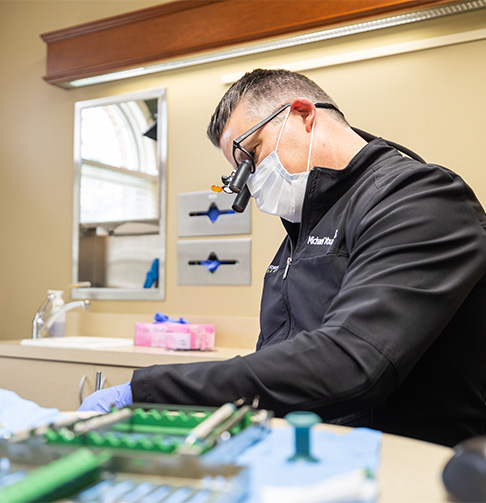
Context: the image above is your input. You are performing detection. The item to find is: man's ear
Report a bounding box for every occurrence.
[290,98,316,133]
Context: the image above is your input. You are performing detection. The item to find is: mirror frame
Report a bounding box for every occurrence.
[72,88,167,300]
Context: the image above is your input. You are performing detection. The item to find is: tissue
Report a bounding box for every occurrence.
[134,319,215,350]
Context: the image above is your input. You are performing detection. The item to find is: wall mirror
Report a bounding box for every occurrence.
[72,88,166,300]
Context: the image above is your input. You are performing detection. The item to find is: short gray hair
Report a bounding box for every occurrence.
[207,68,346,147]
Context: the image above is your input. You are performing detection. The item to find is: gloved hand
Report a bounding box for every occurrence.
[78,381,133,412]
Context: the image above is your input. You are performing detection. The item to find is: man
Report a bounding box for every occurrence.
[80,69,486,447]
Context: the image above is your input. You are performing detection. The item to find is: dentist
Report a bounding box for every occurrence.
[80,69,486,447]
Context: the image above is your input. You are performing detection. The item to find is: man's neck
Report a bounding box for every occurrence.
[314,123,368,171]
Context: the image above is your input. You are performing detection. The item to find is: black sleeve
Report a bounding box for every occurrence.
[132,164,486,418]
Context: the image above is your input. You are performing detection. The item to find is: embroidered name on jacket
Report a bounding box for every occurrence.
[308,230,338,246]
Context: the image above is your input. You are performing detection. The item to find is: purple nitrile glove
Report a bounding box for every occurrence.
[154,312,188,324]
[78,381,132,412]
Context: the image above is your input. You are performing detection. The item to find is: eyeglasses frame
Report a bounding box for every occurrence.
[232,103,290,173]
[231,102,344,173]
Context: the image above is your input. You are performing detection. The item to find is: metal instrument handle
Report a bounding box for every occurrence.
[95,371,102,391]
[78,373,87,405]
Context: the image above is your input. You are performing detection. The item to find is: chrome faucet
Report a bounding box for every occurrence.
[32,293,90,339]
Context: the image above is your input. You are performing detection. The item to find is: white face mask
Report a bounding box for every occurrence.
[246,109,315,223]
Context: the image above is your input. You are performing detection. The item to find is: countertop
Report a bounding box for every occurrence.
[0,338,254,368]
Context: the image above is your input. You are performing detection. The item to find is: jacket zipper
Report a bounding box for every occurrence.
[283,256,292,279]
[283,225,299,280]
[281,238,294,340]
[281,175,312,337]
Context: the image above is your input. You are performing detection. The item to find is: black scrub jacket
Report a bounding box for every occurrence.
[133,139,486,447]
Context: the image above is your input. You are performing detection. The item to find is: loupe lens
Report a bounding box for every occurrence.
[229,160,252,194]
[232,185,251,213]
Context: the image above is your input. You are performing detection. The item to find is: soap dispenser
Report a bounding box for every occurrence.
[48,290,65,337]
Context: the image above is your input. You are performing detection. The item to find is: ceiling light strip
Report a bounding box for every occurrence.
[222,28,486,84]
[66,1,485,88]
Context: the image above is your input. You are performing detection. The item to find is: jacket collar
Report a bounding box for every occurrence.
[282,138,400,240]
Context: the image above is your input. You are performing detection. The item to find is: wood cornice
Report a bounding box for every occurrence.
[40,0,457,87]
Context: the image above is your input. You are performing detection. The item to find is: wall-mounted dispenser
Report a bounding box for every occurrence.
[177,239,251,285]
[178,191,250,237]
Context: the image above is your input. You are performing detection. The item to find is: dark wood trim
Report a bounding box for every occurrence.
[41,0,457,87]
[41,1,222,42]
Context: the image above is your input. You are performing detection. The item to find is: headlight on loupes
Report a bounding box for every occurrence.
[211,159,252,213]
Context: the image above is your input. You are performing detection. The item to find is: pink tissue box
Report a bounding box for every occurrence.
[134,322,215,350]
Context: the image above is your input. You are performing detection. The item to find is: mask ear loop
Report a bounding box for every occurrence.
[275,108,291,153]
[306,116,316,172]
[275,107,316,172]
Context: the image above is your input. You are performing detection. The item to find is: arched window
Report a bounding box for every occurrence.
[79,98,158,224]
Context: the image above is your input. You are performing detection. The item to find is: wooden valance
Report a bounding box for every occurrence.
[41,0,455,87]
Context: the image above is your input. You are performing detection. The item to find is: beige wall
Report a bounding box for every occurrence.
[1,1,485,340]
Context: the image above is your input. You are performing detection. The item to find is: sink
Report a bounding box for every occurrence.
[20,336,133,349]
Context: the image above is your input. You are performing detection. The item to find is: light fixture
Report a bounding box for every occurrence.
[65,0,485,89]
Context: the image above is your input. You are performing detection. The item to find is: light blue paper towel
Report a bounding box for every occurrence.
[235,426,382,503]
